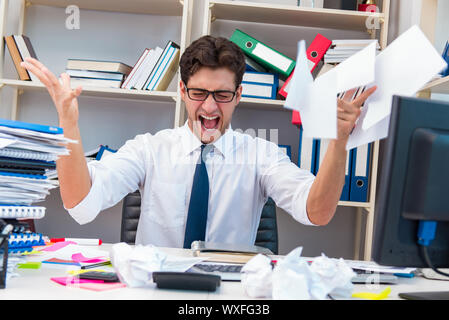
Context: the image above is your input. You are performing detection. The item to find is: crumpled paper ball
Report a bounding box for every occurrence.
[241,247,356,300]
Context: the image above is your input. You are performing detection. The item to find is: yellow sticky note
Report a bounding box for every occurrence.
[352,287,391,300]
[67,269,108,276]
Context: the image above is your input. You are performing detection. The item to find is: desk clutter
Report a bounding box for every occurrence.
[0,238,421,299]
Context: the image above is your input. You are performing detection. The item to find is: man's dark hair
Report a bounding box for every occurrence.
[180,35,246,88]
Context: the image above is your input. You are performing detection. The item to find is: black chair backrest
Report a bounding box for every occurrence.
[120,191,278,254]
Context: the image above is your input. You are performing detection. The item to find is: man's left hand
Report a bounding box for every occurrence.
[336,86,377,142]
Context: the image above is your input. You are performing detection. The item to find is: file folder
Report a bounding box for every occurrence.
[278,144,291,160]
[230,29,295,78]
[279,33,332,98]
[340,149,353,201]
[314,139,353,201]
[241,71,279,99]
[349,143,372,202]
[297,126,318,173]
[441,40,449,77]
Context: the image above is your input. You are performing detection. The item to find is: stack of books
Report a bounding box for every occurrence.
[0,118,73,221]
[324,39,380,64]
[66,59,132,88]
[4,35,38,81]
[121,40,180,91]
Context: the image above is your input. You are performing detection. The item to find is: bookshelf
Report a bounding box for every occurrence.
[0,0,193,127]
[199,0,391,261]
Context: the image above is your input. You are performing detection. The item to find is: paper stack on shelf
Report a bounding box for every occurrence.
[66,59,132,88]
[324,39,380,64]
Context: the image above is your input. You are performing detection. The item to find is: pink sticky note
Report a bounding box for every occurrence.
[51,276,104,286]
[50,276,126,291]
[71,253,107,264]
[41,241,77,252]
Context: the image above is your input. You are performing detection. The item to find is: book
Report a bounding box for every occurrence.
[134,47,163,90]
[241,71,279,99]
[66,59,132,75]
[144,41,178,90]
[69,77,122,88]
[152,44,180,91]
[4,35,30,80]
[13,35,39,81]
[121,48,150,89]
[190,240,273,264]
[65,69,125,81]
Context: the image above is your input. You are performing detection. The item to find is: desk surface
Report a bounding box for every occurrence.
[1,244,449,300]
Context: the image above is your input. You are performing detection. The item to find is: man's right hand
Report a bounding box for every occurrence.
[21,57,82,127]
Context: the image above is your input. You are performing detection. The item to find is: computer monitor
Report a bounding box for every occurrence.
[372,95,449,299]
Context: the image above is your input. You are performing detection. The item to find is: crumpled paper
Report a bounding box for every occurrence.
[110,242,204,287]
[241,247,355,300]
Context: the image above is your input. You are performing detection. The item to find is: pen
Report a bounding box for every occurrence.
[50,238,103,245]
[81,261,112,270]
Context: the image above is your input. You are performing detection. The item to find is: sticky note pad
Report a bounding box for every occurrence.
[18,261,42,269]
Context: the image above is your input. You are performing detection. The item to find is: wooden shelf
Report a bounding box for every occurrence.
[28,0,184,16]
[238,97,289,111]
[209,0,385,31]
[421,76,449,95]
[338,201,371,209]
[0,79,178,103]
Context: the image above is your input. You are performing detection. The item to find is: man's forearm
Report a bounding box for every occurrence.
[306,139,347,225]
[57,123,91,209]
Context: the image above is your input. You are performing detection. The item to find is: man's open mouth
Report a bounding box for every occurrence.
[199,114,220,131]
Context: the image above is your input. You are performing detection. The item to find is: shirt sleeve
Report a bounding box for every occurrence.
[257,138,318,226]
[66,134,150,225]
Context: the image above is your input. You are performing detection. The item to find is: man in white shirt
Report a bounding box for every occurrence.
[21,36,375,248]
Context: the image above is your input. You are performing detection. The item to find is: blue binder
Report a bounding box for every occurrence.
[349,143,372,202]
[95,145,117,161]
[441,41,449,77]
[241,71,279,100]
[278,144,291,160]
[314,139,352,201]
[297,126,318,174]
[0,118,63,134]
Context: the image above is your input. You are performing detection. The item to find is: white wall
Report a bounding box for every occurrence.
[1,0,448,259]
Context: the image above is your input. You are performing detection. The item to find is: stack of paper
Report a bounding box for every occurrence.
[324,39,380,64]
[0,118,74,208]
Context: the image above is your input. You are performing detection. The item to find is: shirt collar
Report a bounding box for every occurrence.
[180,121,238,158]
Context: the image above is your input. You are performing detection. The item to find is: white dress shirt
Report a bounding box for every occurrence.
[67,122,317,247]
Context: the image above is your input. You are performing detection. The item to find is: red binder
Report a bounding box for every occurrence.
[279,34,332,126]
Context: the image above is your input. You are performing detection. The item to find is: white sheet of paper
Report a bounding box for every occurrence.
[362,25,448,130]
[332,41,377,93]
[0,137,16,149]
[302,70,338,139]
[346,106,390,150]
[284,40,313,112]
[284,40,376,139]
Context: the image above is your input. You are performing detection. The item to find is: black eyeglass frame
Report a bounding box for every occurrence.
[184,83,238,103]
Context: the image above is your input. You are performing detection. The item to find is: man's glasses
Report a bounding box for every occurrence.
[185,85,237,103]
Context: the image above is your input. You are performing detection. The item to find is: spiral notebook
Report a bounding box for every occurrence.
[0,147,57,161]
[0,205,46,219]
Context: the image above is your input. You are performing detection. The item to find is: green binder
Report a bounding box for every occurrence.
[230,29,295,78]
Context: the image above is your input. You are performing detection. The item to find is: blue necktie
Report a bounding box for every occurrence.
[183,144,210,249]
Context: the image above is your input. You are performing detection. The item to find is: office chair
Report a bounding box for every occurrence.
[120,191,278,254]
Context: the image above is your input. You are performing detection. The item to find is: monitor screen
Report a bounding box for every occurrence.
[372,95,449,268]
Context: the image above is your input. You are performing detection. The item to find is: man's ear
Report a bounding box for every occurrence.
[235,85,243,104]
[179,80,186,101]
